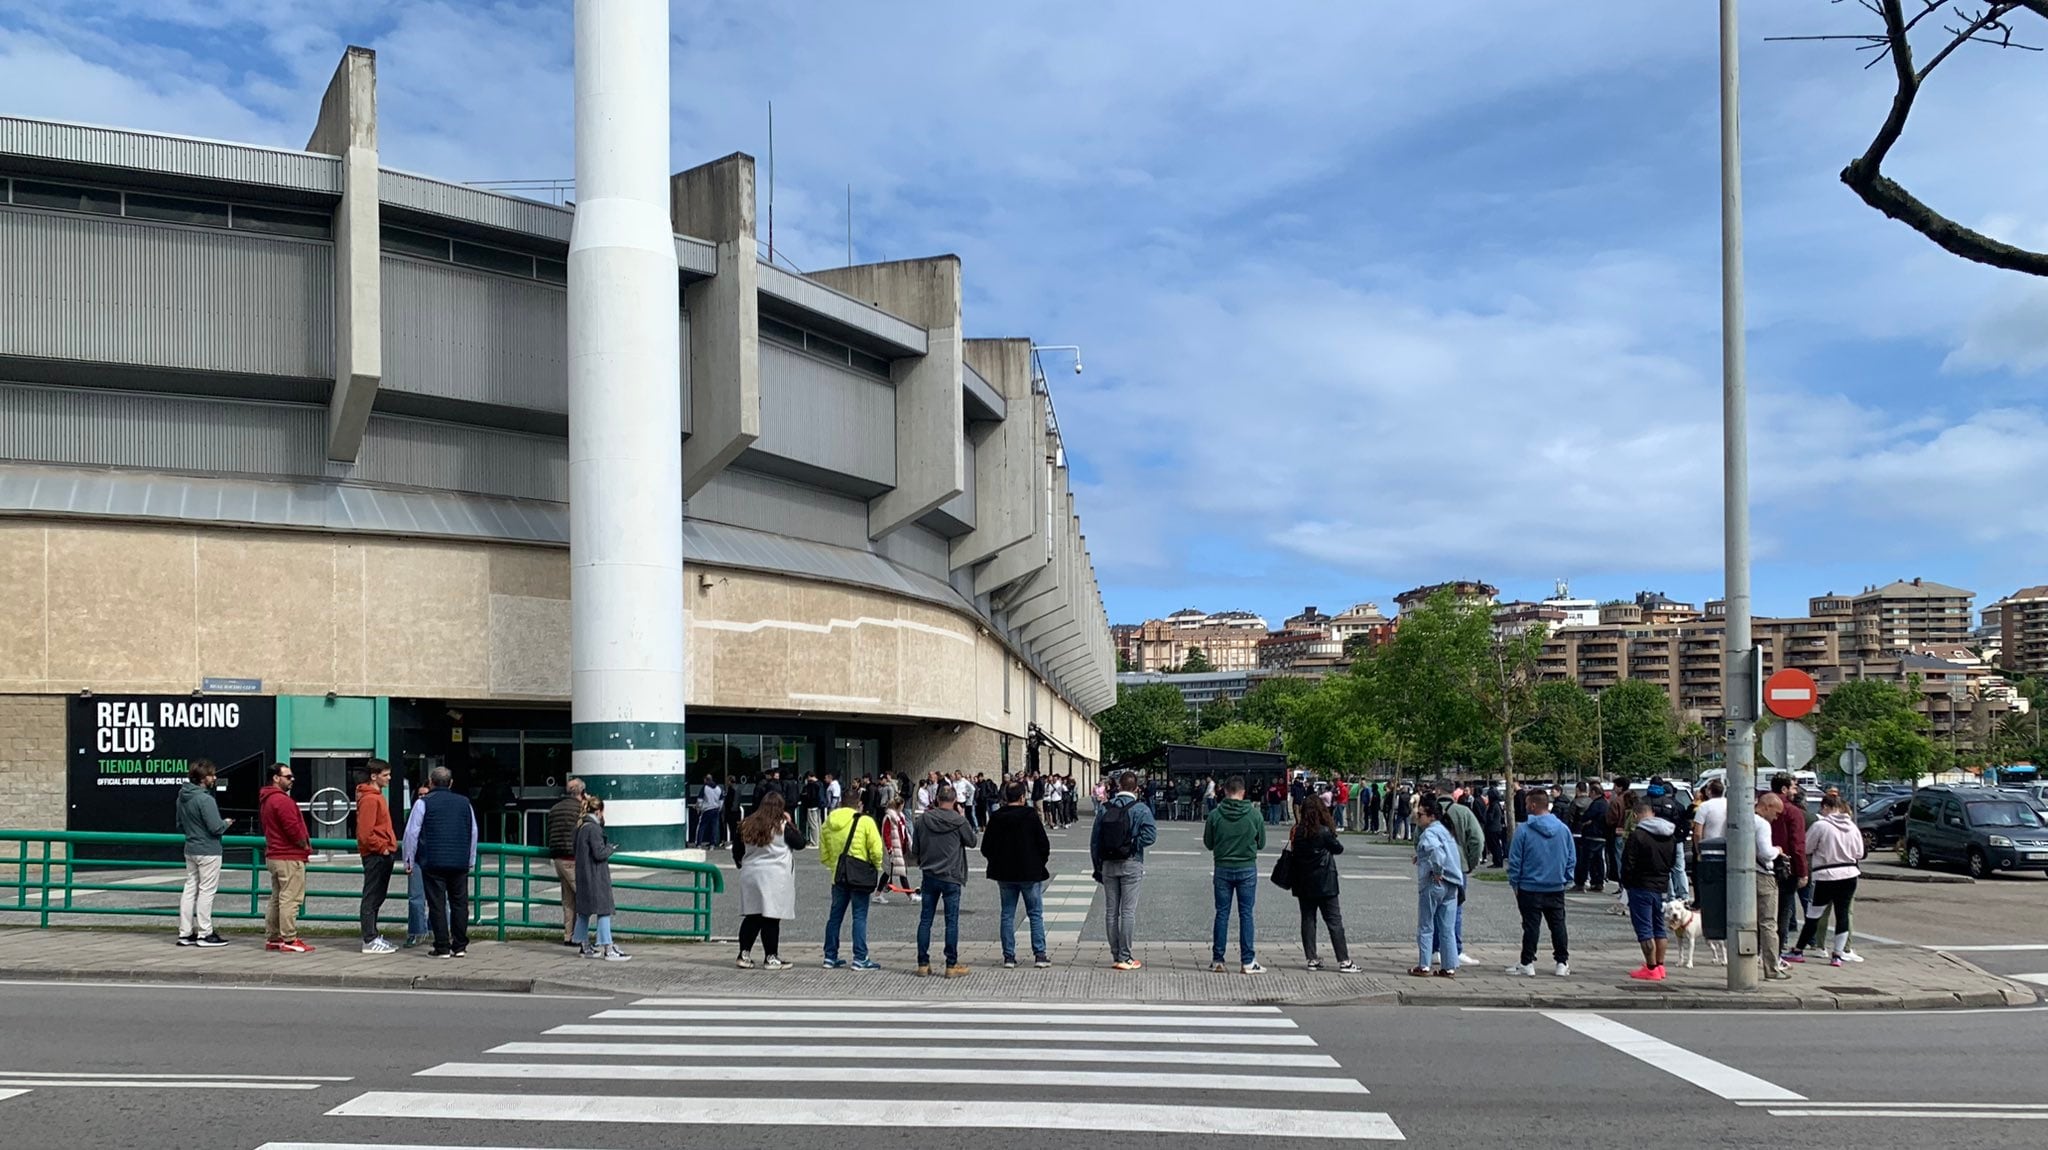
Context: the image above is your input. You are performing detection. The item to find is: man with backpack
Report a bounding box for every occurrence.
[1091,770,1159,971]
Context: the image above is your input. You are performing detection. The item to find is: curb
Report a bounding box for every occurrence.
[0,964,538,995]
[1859,868,1972,884]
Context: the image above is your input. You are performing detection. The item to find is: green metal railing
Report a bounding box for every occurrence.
[0,830,722,941]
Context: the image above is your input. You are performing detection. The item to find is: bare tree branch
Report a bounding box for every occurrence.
[1832,0,2048,276]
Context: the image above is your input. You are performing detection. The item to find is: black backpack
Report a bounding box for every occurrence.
[1097,799,1138,861]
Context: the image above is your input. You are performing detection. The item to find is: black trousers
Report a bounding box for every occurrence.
[739,913,782,957]
[1573,837,1606,889]
[1297,895,1349,964]
[1517,888,1569,965]
[422,866,470,952]
[359,851,396,942]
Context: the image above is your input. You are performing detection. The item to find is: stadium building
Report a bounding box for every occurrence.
[0,48,1112,845]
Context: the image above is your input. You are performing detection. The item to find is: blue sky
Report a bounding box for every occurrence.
[4,1,2047,628]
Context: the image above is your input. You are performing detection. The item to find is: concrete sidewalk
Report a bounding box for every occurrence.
[0,926,2031,1010]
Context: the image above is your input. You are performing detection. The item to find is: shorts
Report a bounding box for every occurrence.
[1626,887,1668,941]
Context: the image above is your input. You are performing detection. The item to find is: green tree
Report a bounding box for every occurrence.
[1525,680,1600,780]
[1197,721,1279,752]
[1096,683,1191,765]
[1470,624,1548,831]
[1238,676,1315,733]
[1193,693,1237,735]
[1116,649,1132,673]
[1179,647,1215,674]
[1370,589,1492,774]
[1287,672,1395,775]
[1600,679,1677,777]
[1812,679,1938,783]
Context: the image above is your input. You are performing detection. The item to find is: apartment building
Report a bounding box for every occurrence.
[1994,586,2048,677]
[1123,610,1268,673]
[1809,579,1976,658]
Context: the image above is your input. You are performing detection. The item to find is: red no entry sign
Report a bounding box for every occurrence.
[1764,667,1818,720]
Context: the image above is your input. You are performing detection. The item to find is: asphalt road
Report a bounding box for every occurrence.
[7,979,2048,1149]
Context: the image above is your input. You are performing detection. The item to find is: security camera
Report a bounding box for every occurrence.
[1073,360,1084,375]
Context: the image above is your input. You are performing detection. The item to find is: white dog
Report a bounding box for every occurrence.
[1665,898,1724,968]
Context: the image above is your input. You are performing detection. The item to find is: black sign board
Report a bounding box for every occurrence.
[67,696,278,851]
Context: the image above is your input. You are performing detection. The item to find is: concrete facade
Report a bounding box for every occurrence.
[0,695,63,833]
[306,46,382,462]
[672,153,761,496]
[810,258,966,539]
[0,49,1112,834]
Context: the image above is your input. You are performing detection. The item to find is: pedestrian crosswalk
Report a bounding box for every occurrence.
[311,995,1406,1144]
[1045,870,1097,940]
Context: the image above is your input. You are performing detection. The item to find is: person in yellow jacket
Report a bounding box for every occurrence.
[818,789,886,970]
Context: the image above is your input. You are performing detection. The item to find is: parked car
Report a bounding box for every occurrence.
[1902,785,2048,879]
[1857,792,1912,851]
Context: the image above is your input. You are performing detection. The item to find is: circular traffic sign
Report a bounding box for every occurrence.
[1764,667,1819,720]
[1840,742,1868,777]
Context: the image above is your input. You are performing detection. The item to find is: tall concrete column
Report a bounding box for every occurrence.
[568,0,688,851]
[306,46,381,463]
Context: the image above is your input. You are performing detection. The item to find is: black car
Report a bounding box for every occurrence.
[1858,792,1912,851]
[1902,785,2048,878]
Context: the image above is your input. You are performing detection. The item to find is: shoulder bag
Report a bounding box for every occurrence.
[833,812,882,892]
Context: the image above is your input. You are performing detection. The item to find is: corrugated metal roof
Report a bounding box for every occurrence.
[0,116,340,194]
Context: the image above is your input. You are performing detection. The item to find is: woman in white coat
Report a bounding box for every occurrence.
[733,790,806,969]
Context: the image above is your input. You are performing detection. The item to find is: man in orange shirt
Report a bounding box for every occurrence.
[355,759,400,955]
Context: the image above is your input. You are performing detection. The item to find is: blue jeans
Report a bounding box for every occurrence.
[824,882,871,963]
[1453,886,1465,956]
[1669,849,1690,901]
[1418,879,1459,971]
[694,809,722,846]
[572,912,613,947]
[998,880,1047,961]
[1212,866,1258,965]
[407,868,428,937]
[917,878,964,966]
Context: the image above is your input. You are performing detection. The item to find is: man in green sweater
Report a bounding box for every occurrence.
[1441,792,1485,965]
[1203,775,1267,974]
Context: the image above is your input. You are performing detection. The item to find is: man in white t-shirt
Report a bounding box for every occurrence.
[824,773,842,813]
[1695,778,1728,844]
[1752,792,1788,981]
[694,775,724,847]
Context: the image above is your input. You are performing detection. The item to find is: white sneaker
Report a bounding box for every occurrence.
[1458,952,1475,965]
[603,945,632,962]
[764,956,787,970]
[1504,963,1535,977]
[1839,951,1863,963]
[361,938,397,955]
[1555,962,1571,977]
[1241,961,1266,974]
[874,894,889,904]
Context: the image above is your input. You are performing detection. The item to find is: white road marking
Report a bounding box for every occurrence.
[1766,1109,2048,1121]
[626,998,1280,1012]
[1738,1101,2048,1110]
[1928,944,2048,952]
[2013,974,2048,987]
[326,1092,1406,1139]
[0,1079,320,1090]
[485,1041,1341,1067]
[593,1008,1294,1028]
[0,1070,350,1082]
[420,1061,1367,1094]
[1044,911,1090,922]
[548,1023,1316,1045]
[0,1089,25,1104]
[1848,931,1905,946]
[1544,1012,1804,1102]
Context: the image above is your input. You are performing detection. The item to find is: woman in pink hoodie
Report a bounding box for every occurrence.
[1793,793,1866,966]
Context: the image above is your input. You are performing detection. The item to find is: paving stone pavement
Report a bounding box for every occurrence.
[0,926,2032,1010]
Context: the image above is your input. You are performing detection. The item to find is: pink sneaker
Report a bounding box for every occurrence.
[1628,966,1657,980]
[1649,965,1667,981]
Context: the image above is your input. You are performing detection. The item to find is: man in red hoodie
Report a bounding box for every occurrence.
[355,760,399,955]
[1769,773,1809,966]
[258,762,314,953]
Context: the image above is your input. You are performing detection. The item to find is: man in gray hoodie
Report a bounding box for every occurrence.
[175,760,232,947]
[914,787,978,977]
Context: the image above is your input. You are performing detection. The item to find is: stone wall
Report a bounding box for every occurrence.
[0,694,64,831]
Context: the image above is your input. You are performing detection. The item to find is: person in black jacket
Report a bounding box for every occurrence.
[1289,795,1358,972]
[1577,785,1611,893]
[1620,799,1678,980]
[545,778,587,947]
[980,780,1052,968]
